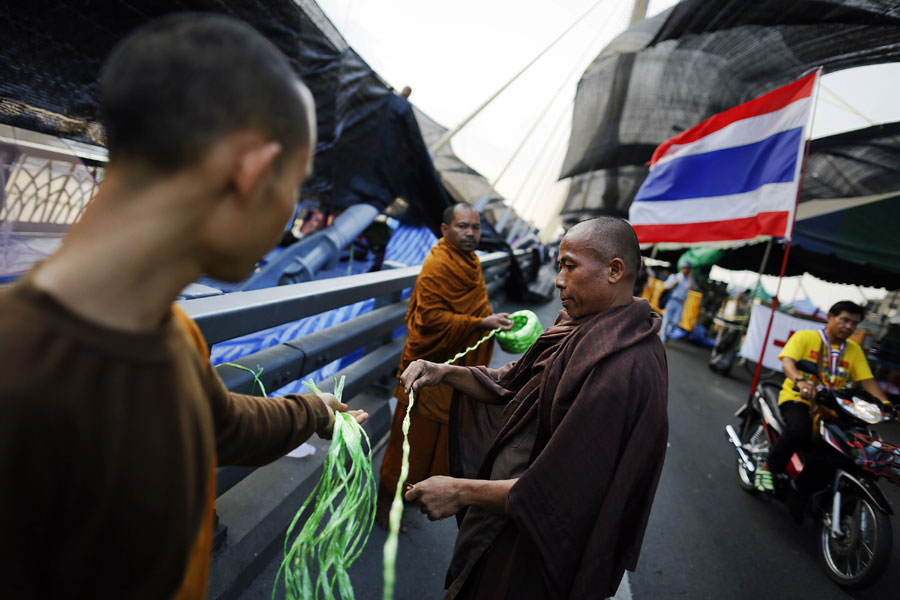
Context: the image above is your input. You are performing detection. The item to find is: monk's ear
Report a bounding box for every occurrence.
[607,257,626,283]
[440,222,449,238]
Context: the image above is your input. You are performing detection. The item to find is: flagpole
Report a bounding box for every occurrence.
[747,68,823,403]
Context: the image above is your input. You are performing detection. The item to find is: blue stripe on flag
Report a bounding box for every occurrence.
[634,127,803,202]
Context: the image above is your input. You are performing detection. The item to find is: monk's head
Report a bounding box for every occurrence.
[556,217,640,318]
[99,14,316,282]
[440,203,481,253]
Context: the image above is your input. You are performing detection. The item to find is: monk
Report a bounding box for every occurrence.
[403,217,669,599]
[375,203,513,529]
[0,15,366,598]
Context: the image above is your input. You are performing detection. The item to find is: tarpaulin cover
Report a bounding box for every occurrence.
[559,0,900,221]
[0,0,452,232]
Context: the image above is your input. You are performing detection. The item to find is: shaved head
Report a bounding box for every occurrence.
[442,202,477,225]
[565,217,641,282]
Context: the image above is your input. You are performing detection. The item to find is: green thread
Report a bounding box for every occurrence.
[266,324,508,599]
[222,362,267,396]
[274,375,376,600]
[382,326,500,600]
[495,310,542,354]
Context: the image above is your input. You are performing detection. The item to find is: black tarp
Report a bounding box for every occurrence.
[558,0,900,221]
[0,0,452,233]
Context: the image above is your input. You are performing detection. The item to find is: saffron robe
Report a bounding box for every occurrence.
[380,237,493,495]
[446,299,669,600]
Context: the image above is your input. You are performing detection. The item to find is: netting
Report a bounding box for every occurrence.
[0,1,452,233]
[847,432,900,487]
[559,0,900,218]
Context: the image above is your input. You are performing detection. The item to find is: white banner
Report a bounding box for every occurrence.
[738,304,825,371]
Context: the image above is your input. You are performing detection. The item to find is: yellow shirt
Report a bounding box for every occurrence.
[778,329,873,405]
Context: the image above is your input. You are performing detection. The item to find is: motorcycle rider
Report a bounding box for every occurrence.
[754,301,891,494]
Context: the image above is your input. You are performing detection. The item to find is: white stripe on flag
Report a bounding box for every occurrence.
[654,97,812,167]
[629,181,798,225]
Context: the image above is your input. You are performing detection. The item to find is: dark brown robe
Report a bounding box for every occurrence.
[446,299,669,600]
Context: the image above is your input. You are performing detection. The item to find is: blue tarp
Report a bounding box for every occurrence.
[210,225,438,394]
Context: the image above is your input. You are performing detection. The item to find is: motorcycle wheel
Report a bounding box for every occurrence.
[817,492,892,589]
[736,413,768,494]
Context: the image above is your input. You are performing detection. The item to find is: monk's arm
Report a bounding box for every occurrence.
[405,476,518,519]
[401,360,501,403]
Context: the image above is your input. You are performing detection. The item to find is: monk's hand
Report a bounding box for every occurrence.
[315,393,369,439]
[400,359,445,394]
[404,476,465,521]
[481,313,514,331]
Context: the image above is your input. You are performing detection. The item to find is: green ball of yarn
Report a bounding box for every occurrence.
[496,310,542,354]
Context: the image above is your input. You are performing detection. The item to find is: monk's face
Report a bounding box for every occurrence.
[441,206,481,253]
[555,231,623,318]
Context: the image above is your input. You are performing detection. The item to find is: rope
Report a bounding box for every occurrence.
[382,327,499,600]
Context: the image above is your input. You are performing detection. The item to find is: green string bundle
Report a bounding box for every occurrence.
[222,362,268,396]
[273,375,376,600]
[381,327,500,600]
[225,321,527,599]
[495,310,543,354]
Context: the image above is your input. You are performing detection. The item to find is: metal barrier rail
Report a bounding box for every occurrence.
[177,249,525,498]
[181,250,511,345]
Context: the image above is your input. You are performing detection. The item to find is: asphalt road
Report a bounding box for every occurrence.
[636,341,900,600]
[237,294,900,599]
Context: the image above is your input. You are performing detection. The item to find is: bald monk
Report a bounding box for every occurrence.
[403,217,669,599]
[375,203,513,529]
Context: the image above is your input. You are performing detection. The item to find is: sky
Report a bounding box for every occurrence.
[316,0,897,301]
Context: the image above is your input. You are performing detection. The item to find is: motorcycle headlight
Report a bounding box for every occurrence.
[847,396,884,424]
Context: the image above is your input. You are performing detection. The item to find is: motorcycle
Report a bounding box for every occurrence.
[725,359,899,589]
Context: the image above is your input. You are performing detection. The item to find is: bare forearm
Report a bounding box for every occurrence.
[860,378,890,405]
[440,364,501,402]
[459,478,518,515]
[781,357,804,384]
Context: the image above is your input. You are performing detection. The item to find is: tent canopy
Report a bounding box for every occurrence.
[0,0,454,232]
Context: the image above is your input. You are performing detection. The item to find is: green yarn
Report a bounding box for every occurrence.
[273,376,376,600]
[382,326,501,600]
[495,310,542,354]
[222,362,267,396]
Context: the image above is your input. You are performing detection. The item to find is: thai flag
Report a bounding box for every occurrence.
[629,71,819,246]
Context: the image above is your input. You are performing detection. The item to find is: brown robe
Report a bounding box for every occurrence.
[380,238,493,495]
[0,276,330,599]
[446,299,669,600]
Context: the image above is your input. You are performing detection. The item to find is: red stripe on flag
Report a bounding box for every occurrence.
[633,212,790,244]
[650,72,816,165]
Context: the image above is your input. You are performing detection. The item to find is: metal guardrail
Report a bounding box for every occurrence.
[177,249,525,498]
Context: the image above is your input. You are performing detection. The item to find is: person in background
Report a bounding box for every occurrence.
[0,15,366,598]
[375,203,512,530]
[660,261,694,344]
[754,301,890,496]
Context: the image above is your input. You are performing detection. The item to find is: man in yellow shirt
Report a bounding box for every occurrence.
[754,301,890,493]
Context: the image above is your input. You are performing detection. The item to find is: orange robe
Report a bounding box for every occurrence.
[380,238,494,495]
